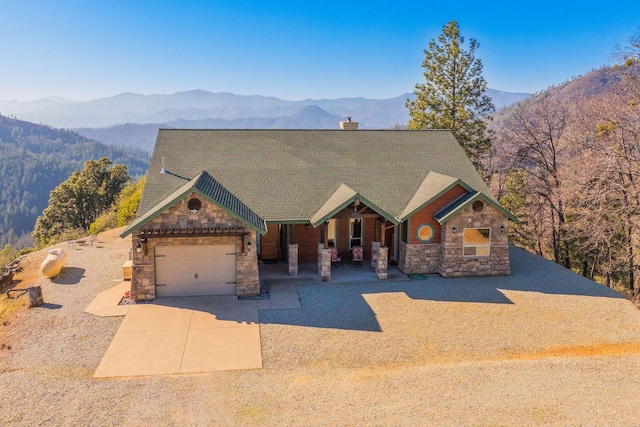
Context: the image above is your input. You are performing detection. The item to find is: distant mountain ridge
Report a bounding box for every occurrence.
[0,89,530,129]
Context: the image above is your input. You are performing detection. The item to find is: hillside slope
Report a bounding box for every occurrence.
[0,115,150,247]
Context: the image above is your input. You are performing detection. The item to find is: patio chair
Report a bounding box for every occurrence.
[352,245,363,268]
[330,246,342,267]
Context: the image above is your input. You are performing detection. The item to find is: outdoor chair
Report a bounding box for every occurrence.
[330,246,342,267]
[352,245,364,267]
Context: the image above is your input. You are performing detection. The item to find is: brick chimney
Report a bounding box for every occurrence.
[340,117,358,130]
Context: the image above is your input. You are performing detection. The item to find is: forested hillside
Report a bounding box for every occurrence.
[0,115,150,247]
[490,58,640,291]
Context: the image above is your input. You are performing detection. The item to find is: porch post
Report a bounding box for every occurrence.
[288,243,298,276]
[323,223,329,249]
[377,246,388,280]
[317,243,331,282]
[371,241,380,269]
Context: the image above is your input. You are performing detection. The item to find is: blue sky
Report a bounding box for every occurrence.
[2,1,639,101]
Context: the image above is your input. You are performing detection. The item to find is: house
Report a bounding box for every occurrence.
[121,122,517,300]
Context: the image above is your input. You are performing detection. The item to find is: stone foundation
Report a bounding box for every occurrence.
[398,242,441,275]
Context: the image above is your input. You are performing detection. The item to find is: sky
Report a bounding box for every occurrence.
[1,1,639,102]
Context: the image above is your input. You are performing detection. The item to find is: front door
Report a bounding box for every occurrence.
[261,224,280,260]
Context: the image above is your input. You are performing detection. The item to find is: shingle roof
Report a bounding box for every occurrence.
[135,129,499,225]
[121,171,266,237]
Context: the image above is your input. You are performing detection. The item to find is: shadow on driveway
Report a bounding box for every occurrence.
[259,246,624,332]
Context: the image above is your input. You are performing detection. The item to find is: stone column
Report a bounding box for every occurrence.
[288,243,298,276]
[371,241,380,269]
[377,246,388,280]
[237,234,260,297]
[318,243,332,282]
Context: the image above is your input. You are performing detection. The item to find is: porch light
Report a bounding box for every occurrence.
[136,238,148,255]
[500,225,506,233]
[247,240,252,251]
[452,226,457,234]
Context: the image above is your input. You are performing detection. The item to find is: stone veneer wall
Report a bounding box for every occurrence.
[288,244,298,276]
[130,192,260,300]
[371,241,380,269]
[398,242,441,275]
[438,202,510,277]
[317,243,331,282]
[377,246,388,279]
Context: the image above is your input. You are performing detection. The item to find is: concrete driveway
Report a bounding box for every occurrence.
[92,283,300,378]
[94,296,262,378]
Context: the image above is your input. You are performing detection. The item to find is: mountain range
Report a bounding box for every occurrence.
[0,89,529,151]
[1,89,529,129]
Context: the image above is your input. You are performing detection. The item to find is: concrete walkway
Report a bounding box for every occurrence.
[92,284,299,378]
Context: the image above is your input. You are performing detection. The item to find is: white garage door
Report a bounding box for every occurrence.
[155,244,237,297]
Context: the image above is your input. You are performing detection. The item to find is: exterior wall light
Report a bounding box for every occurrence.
[247,240,252,251]
[452,226,457,234]
[136,238,148,255]
[500,225,506,233]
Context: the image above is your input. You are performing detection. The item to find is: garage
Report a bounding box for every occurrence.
[155,244,237,297]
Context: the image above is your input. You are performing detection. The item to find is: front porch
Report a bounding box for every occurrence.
[259,260,410,287]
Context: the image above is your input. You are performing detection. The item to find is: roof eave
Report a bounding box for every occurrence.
[120,184,267,239]
[398,179,473,221]
[310,193,399,227]
[434,192,519,225]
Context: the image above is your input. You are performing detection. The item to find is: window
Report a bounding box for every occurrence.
[349,218,363,249]
[463,228,491,257]
[472,200,484,212]
[187,198,202,213]
[326,219,337,247]
[416,223,435,243]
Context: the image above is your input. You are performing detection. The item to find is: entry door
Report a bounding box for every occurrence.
[261,224,280,260]
[155,244,237,297]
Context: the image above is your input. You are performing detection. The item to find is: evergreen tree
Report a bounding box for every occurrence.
[406,21,495,172]
[33,158,129,245]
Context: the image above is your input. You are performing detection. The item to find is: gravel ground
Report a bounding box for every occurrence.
[2,230,640,426]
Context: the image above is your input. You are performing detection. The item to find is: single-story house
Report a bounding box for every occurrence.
[121,121,517,300]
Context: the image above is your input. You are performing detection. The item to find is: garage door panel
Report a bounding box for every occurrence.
[155,245,237,297]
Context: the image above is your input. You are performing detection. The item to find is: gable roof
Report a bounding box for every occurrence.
[136,129,498,224]
[309,183,399,227]
[397,171,471,221]
[434,191,519,224]
[121,171,266,237]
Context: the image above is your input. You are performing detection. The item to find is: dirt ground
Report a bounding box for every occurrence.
[2,229,640,426]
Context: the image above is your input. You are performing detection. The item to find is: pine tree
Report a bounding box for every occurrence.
[406,21,495,172]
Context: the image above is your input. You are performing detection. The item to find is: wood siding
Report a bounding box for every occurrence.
[408,185,468,244]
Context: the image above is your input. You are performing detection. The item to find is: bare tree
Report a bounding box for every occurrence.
[497,97,572,268]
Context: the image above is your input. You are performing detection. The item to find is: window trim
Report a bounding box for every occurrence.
[462,228,491,258]
[415,223,435,243]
